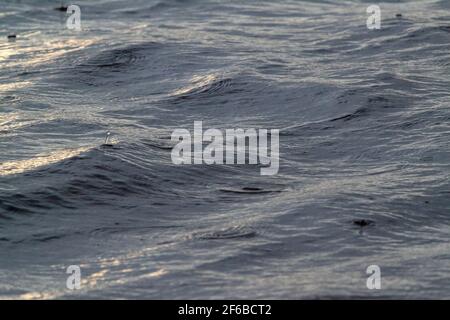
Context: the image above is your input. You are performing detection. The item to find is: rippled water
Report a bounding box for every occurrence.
[0,0,449,299]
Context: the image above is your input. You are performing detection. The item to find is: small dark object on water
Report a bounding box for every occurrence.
[7,34,16,39]
[101,144,114,148]
[353,219,374,227]
[55,5,68,11]
[242,187,263,191]
[396,13,402,18]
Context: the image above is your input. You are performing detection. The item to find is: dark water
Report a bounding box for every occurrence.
[0,0,449,299]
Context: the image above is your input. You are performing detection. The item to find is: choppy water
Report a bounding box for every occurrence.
[0,0,449,299]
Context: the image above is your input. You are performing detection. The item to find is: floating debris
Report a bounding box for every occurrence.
[353,219,374,227]
[219,186,283,194]
[54,2,68,11]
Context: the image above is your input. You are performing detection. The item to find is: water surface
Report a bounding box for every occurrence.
[0,0,449,299]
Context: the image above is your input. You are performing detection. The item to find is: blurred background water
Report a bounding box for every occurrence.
[0,0,449,299]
